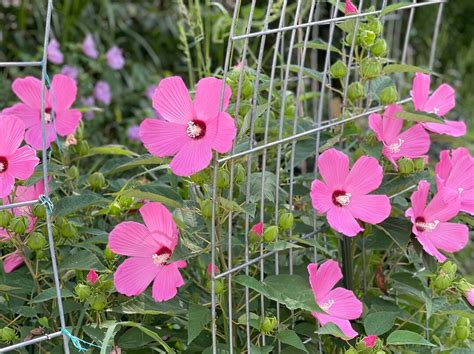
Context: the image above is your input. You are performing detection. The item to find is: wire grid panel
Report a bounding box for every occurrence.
[0,0,71,353]
[211,0,446,353]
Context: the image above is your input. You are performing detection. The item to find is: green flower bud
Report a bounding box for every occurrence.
[0,327,18,343]
[200,199,213,218]
[89,172,106,190]
[89,293,107,311]
[370,38,387,57]
[366,17,383,36]
[345,32,359,46]
[413,157,426,172]
[108,201,122,217]
[441,261,457,278]
[263,225,279,243]
[433,274,451,291]
[55,217,67,228]
[359,30,376,48]
[242,77,254,99]
[32,204,46,219]
[397,157,414,175]
[375,351,386,354]
[347,82,365,102]
[344,349,358,354]
[360,58,382,80]
[457,317,470,327]
[27,232,47,251]
[278,212,294,230]
[61,222,77,239]
[67,165,79,180]
[330,60,348,79]
[75,140,90,156]
[9,216,28,235]
[234,164,246,185]
[75,283,92,300]
[379,85,399,105]
[455,325,470,341]
[260,316,278,334]
[0,210,12,228]
[118,196,134,210]
[457,279,473,292]
[190,169,209,185]
[217,169,230,189]
[206,279,224,294]
[104,245,115,261]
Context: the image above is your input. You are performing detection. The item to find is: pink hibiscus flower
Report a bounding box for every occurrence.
[3,252,25,273]
[251,222,264,236]
[310,149,391,237]
[405,180,469,263]
[369,104,430,168]
[108,202,186,302]
[410,73,466,137]
[0,115,39,198]
[140,76,237,176]
[465,288,474,306]
[3,74,82,150]
[345,0,358,15]
[435,148,474,215]
[86,269,99,284]
[308,260,362,339]
[362,335,378,348]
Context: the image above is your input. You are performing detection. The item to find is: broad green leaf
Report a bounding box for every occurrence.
[288,65,325,83]
[374,217,412,250]
[31,287,74,303]
[0,284,21,292]
[295,39,342,54]
[110,293,185,316]
[59,250,107,272]
[245,171,278,203]
[395,111,442,123]
[337,19,356,33]
[432,297,474,319]
[54,191,109,216]
[86,145,138,157]
[238,313,261,330]
[122,189,180,208]
[203,343,232,354]
[119,327,154,349]
[383,63,431,74]
[276,329,308,353]
[188,303,211,344]
[250,345,273,354]
[386,330,436,347]
[391,272,426,296]
[364,312,397,335]
[380,2,413,17]
[316,323,347,339]
[108,154,165,175]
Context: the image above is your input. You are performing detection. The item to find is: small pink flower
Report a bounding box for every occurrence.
[251,222,264,236]
[83,34,98,59]
[435,148,474,216]
[410,73,466,137]
[369,104,430,169]
[81,96,95,120]
[109,202,187,302]
[362,335,378,348]
[106,46,125,70]
[94,81,112,106]
[405,180,469,263]
[207,263,219,276]
[465,289,474,306]
[60,65,79,81]
[0,115,39,198]
[65,134,77,146]
[308,260,362,339]
[110,346,122,354]
[3,252,24,273]
[310,149,391,237]
[146,84,158,100]
[86,269,98,284]
[345,0,358,15]
[3,74,82,150]
[140,76,237,176]
[127,125,141,142]
[47,39,64,65]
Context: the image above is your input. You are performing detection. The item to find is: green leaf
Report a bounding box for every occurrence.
[122,189,180,208]
[250,345,273,354]
[364,312,398,336]
[380,2,413,17]
[59,250,107,272]
[383,63,431,74]
[288,65,325,83]
[386,330,436,347]
[276,329,308,353]
[374,217,412,250]
[234,274,321,313]
[87,145,138,157]
[110,293,185,316]
[316,323,348,339]
[54,191,109,216]
[295,39,342,54]
[188,303,211,344]
[395,111,442,123]
[108,154,165,175]
[245,172,278,203]
[337,19,356,33]
[31,287,74,303]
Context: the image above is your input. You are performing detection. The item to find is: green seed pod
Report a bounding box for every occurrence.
[118,196,134,209]
[206,279,224,294]
[108,201,122,217]
[89,172,106,190]
[217,169,230,189]
[0,210,12,228]
[32,204,46,219]
[75,140,90,156]
[379,85,399,105]
[278,212,294,230]
[359,29,376,48]
[61,222,77,239]
[371,38,387,57]
[360,58,382,80]
[27,232,47,251]
[413,157,426,172]
[67,165,79,180]
[330,60,348,79]
[234,164,246,185]
[263,225,279,243]
[241,77,254,99]
[433,274,451,291]
[0,327,18,343]
[397,157,414,175]
[200,199,213,218]
[75,283,92,300]
[366,17,383,36]
[457,317,470,327]
[347,82,365,102]
[441,261,457,278]
[457,279,473,292]
[260,316,278,334]
[89,293,107,311]
[104,245,115,261]
[9,216,28,235]
[455,326,470,341]
[344,349,358,354]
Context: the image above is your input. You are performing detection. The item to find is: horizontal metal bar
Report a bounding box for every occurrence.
[0,61,43,68]
[0,199,39,211]
[0,331,62,352]
[219,97,412,163]
[232,0,446,41]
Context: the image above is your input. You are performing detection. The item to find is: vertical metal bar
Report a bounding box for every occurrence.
[401,0,416,65]
[429,2,444,70]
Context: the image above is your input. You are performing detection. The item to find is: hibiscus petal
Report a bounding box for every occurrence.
[307,260,343,302]
[317,149,349,190]
[430,222,469,253]
[2,103,39,128]
[394,124,430,159]
[326,206,363,237]
[368,113,383,141]
[445,155,474,191]
[108,221,158,257]
[114,257,159,296]
[194,77,231,121]
[424,189,460,222]
[139,118,189,157]
[310,179,334,214]
[322,287,363,320]
[6,146,39,180]
[140,202,178,250]
[12,76,45,109]
[345,156,383,195]
[0,115,25,156]
[348,194,391,225]
[0,174,15,198]
[152,77,194,124]
[435,150,452,184]
[314,313,359,339]
[460,189,474,215]
[50,74,78,110]
[24,123,56,150]
[422,120,466,137]
[169,140,213,176]
[55,109,81,136]
[410,73,430,111]
[416,232,446,263]
[204,112,236,153]
[406,180,430,220]
[3,252,24,273]
[382,104,404,142]
[424,83,455,116]
[152,260,187,302]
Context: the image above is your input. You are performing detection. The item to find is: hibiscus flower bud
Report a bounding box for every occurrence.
[345,32,360,46]
[200,199,213,218]
[278,212,294,230]
[27,232,47,251]
[75,140,90,156]
[359,30,376,48]
[89,172,106,190]
[455,317,470,341]
[61,222,77,239]
[371,38,387,57]
[234,163,246,185]
[217,169,230,189]
[0,327,18,343]
[67,166,79,180]
[397,157,414,175]
[379,85,399,105]
[108,201,122,217]
[263,225,279,243]
[9,216,28,235]
[75,283,92,300]
[104,245,116,261]
[206,279,224,294]
[260,316,278,334]
[89,293,108,311]
[366,17,383,36]
[32,204,47,219]
[357,335,379,350]
[441,261,457,278]
[433,272,451,291]
[348,82,365,102]
[330,60,348,79]
[344,349,357,354]
[87,269,99,284]
[413,157,426,172]
[360,58,382,79]
[0,211,12,228]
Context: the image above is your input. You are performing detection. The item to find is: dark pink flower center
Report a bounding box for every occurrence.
[152,246,172,266]
[0,156,8,173]
[332,190,351,207]
[415,216,439,232]
[186,120,206,139]
[44,107,53,123]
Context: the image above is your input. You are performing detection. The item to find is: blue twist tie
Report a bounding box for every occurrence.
[38,194,54,214]
[61,328,102,352]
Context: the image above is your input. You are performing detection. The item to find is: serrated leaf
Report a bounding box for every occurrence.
[59,250,107,272]
[122,189,180,208]
[250,345,273,354]
[380,2,413,17]
[108,154,165,175]
[295,39,342,54]
[383,63,431,74]
[316,322,348,339]
[395,111,442,123]
[31,287,74,303]
[188,303,211,344]
[87,145,137,157]
[364,312,397,336]
[288,65,325,83]
[386,330,436,346]
[276,329,308,353]
[374,217,412,250]
[54,190,109,216]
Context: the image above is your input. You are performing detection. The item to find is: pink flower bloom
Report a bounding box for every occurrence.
[362,335,378,348]
[3,74,82,150]
[110,346,122,354]
[3,252,24,273]
[109,202,187,302]
[94,81,112,106]
[308,260,362,339]
[140,76,237,176]
[251,222,264,236]
[146,84,157,100]
[345,0,358,15]
[0,115,39,198]
[60,65,79,81]
[310,149,391,237]
[86,269,98,284]
[410,73,466,137]
[106,46,125,70]
[405,180,469,263]
[47,39,63,65]
[435,148,474,215]
[207,263,219,276]
[81,96,95,120]
[83,34,98,59]
[127,125,141,142]
[369,104,430,169]
[465,288,474,306]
